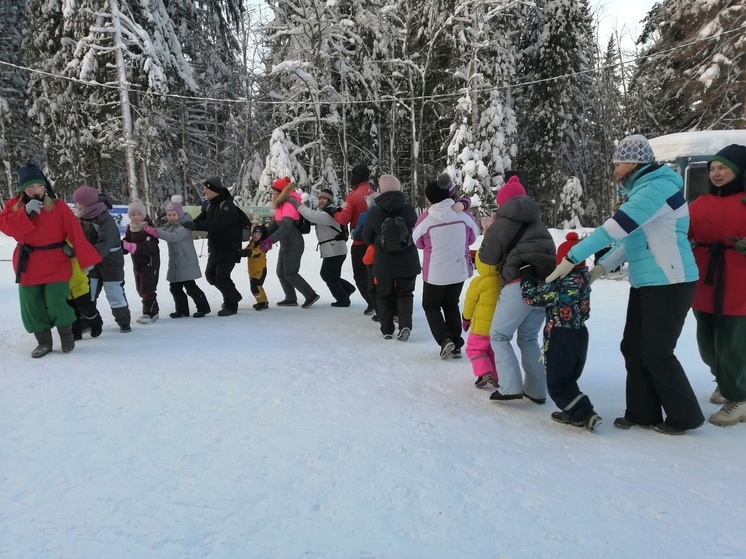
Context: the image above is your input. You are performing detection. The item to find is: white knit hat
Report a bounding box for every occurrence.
[612,134,655,164]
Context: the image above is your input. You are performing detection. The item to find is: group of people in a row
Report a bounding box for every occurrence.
[2,135,745,434]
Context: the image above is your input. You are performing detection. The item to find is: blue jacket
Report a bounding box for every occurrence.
[567,164,698,288]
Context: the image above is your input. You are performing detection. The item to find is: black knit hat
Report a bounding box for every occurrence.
[17,163,56,198]
[203,176,226,192]
[425,179,450,204]
[252,224,268,241]
[709,144,746,176]
[350,164,370,186]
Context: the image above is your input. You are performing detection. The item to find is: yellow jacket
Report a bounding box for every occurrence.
[245,240,267,279]
[68,256,90,299]
[462,253,500,336]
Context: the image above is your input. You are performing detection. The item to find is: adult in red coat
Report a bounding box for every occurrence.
[689,144,746,427]
[0,164,101,358]
[334,164,375,313]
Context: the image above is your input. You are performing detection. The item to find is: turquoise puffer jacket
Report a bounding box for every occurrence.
[567,164,698,288]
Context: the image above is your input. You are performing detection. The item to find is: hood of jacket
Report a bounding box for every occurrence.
[474,251,499,277]
[374,191,407,213]
[273,184,302,209]
[495,194,541,223]
[426,198,457,223]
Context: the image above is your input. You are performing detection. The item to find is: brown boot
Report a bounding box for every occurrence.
[57,324,75,353]
[31,330,53,358]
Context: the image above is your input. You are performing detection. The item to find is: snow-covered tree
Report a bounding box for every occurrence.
[631,0,745,133]
[515,0,597,224]
[557,176,584,229]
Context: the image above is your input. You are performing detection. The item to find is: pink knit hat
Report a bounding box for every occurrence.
[73,185,100,207]
[496,175,526,206]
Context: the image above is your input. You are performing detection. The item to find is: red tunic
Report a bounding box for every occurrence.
[0,198,102,286]
[688,192,746,316]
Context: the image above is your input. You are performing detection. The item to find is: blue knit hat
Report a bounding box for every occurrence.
[612,135,655,164]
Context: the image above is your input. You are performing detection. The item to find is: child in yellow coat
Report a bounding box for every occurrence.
[242,224,269,310]
[67,253,103,339]
[461,252,501,387]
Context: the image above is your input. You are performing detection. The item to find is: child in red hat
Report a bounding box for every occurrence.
[519,231,601,432]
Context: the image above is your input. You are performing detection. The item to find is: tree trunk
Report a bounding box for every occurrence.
[110,0,138,201]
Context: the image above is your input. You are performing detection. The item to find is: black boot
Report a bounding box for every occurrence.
[89,313,103,337]
[57,324,75,353]
[31,330,53,358]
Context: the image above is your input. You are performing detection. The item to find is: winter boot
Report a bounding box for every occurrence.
[708,401,746,427]
[89,313,103,338]
[31,330,53,358]
[439,339,455,360]
[71,318,84,341]
[57,324,75,353]
[112,306,132,333]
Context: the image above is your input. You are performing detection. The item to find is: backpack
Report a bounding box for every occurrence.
[376,208,412,253]
[222,200,252,241]
[296,215,312,234]
[236,207,252,241]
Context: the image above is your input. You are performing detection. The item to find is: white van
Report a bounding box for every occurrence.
[648,130,746,203]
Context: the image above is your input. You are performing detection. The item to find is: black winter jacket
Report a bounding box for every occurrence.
[361,191,421,279]
[193,191,242,261]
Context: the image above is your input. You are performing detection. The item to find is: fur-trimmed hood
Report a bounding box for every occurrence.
[272,184,302,209]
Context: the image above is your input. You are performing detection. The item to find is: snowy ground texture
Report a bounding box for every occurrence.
[1,229,745,559]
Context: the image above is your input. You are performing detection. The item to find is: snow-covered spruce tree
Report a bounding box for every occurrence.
[0,0,37,199]
[444,0,519,215]
[259,0,353,201]
[631,0,745,134]
[514,0,598,225]
[590,35,626,223]
[255,127,304,206]
[557,176,584,229]
[24,0,197,204]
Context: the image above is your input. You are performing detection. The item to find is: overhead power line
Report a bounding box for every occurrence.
[1,24,744,107]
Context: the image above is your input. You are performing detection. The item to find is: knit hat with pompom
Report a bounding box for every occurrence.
[165,194,184,218]
[556,231,587,268]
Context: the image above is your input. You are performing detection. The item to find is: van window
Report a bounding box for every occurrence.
[685,162,710,203]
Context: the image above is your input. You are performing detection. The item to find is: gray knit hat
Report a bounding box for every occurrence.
[612,134,655,164]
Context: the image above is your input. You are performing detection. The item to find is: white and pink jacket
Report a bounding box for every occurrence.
[413,199,479,285]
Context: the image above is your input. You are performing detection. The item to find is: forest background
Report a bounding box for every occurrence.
[0,0,744,227]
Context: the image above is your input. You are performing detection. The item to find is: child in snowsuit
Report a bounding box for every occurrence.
[462,252,501,387]
[520,232,601,432]
[123,199,160,324]
[68,253,103,340]
[143,195,211,318]
[73,185,132,333]
[242,224,269,310]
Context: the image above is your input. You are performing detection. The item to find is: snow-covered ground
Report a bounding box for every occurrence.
[1,229,744,558]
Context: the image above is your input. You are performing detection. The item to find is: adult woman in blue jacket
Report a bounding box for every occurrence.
[547,134,704,435]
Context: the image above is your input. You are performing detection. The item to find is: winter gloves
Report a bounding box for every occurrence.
[590,264,605,283]
[519,264,538,283]
[545,257,575,283]
[462,317,471,332]
[122,241,137,254]
[729,237,746,255]
[260,238,273,253]
[25,198,43,216]
[143,224,158,238]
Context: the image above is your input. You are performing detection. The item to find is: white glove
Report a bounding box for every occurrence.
[25,198,43,216]
[545,257,575,283]
[589,264,605,283]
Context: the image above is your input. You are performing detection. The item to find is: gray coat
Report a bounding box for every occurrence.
[478,195,556,283]
[156,214,202,282]
[297,205,348,259]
